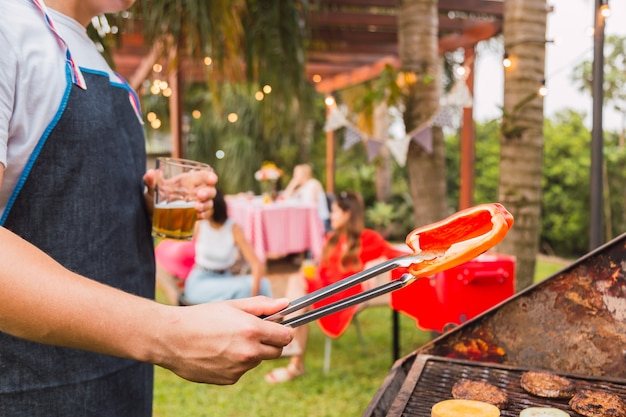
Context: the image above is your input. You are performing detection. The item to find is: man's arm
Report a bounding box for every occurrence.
[0,226,293,385]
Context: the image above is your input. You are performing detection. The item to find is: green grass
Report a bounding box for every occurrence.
[533,255,571,283]
[153,307,431,417]
[153,256,570,417]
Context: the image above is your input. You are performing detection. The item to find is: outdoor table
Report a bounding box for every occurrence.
[226,195,324,263]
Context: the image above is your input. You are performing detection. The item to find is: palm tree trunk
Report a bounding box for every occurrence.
[374,101,392,202]
[497,0,547,291]
[398,0,448,227]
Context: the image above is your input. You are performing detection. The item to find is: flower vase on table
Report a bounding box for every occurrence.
[259,179,278,203]
[254,162,283,203]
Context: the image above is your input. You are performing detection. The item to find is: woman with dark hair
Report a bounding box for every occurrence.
[264,191,408,383]
[182,190,272,303]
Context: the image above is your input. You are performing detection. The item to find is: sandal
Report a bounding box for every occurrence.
[264,364,304,384]
[280,340,302,357]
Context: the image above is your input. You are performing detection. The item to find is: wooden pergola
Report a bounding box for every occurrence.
[113,0,503,208]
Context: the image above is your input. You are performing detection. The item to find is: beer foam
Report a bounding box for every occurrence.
[155,200,196,208]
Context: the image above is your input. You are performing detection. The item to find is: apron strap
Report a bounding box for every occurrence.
[31,0,87,90]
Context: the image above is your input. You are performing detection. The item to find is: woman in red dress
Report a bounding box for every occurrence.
[265,191,408,383]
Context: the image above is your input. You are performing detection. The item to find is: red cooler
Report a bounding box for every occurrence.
[391,253,515,332]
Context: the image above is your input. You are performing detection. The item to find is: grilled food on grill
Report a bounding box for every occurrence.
[451,379,509,409]
[431,399,500,417]
[520,371,576,398]
[519,407,569,417]
[569,389,626,417]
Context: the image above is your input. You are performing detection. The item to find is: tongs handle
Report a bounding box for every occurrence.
[263,255,418,322]
[282,274,414,327]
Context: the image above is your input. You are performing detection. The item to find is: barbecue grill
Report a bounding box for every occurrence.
[363,232,626,417]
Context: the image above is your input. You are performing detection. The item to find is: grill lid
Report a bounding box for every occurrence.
[419,232,626,377]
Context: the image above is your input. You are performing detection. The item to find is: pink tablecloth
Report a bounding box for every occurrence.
[227,196,325,262]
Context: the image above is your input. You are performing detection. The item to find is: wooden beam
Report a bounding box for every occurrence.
[438,21,501,53]
[126,41,163,91]
[314,0,503,16]
[309,11,396,28]
[459,47,476,209]
[314,55,400,94]
[313,21,500,93]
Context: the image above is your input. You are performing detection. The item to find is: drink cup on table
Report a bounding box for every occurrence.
[302,259,317,280]
[152,157,213,240]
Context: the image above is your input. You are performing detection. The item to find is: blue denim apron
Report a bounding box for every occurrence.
[0,68,155,416]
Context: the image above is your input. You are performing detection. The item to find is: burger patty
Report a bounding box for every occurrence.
[569,389,626,417]
[451,379,509,409]
[520,371,576,399]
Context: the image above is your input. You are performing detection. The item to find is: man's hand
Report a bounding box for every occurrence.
[143,168,218,219]
[152,297,293,385]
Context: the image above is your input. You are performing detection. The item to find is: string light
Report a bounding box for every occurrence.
[502,39,555,70]
[502,52,512,68]
[600,3,611,18]
[538,79,548,97]
[324,95,336,107]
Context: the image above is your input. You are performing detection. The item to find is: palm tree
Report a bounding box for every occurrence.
[497,0,548,291]
[125,1,316,176]
[398,0,449,227]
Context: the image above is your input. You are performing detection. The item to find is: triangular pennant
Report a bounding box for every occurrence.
[446,79,473,108]
[324,107,348,132]
[411,126,433,154]
[342,125,362,151]
[366,139,384,162]
[431,106,454,128]
[386,136,411,167]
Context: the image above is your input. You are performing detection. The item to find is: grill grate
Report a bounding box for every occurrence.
[386,355,626,417]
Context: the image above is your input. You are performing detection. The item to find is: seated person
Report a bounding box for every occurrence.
[264,191,408,384]
[182,189,273,304]
[283,163,331,232]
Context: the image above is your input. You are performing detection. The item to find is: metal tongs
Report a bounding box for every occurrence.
[263,254,434,327]
[264,203,515,328]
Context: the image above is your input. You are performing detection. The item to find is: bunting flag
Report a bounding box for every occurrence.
[386,136,411,166]
[342,125,363,151]
[430,105,455,128]
[366,140,384,162]
[323,84,467,164]
[446,78,474,108]
[324,107,348,132]
[410,125,433,154]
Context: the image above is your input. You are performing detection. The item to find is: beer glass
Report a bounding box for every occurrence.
[152,157,212,240]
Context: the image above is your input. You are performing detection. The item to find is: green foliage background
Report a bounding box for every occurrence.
[446,110,626,258]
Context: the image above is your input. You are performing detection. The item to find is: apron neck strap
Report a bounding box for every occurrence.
[31,0,87,90]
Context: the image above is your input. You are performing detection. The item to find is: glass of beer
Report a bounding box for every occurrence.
[152,157,212,240]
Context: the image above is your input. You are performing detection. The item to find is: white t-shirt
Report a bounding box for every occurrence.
[194,219,239,270]
[0,0,121,217]
[295,178,330,222]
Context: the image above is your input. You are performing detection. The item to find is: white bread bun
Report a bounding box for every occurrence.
[519,407,569,417]
[431,399,501,417]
